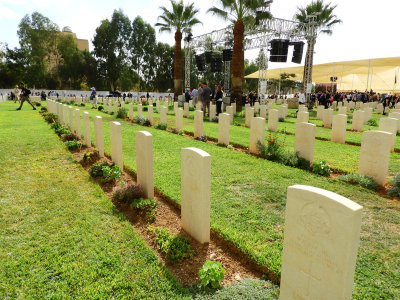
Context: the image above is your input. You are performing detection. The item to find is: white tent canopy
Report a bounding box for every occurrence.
[245,57,400,93]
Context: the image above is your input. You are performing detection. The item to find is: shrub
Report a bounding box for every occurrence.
[55,126,71,135]
[61,133,79,141]
[64,140,82,151]
[116,108,127,119]
[43,113,57,123]
[82,151,98,164]
[337,173,379,191]
[278,117,285,122]
[90,162,121,183]
[227,145,234,150]
[177,130,184,136]
[280,151,311,170]
[40,107,47,112]
[198,261,226,288]
[80,103,85,107]
[234,121,242,126]
[257,132,284,161]
[195,136,207,142]
[135,115,151,126]
[34,102,41,107]
[51,121,62,130]
[113,184,146,204]
[211,116,219,123]
[312,160,331,176]
[189,107,195,111]
[131,198,158,223]
[367,119,378,126]
[388,174,400,197]
[97,105,104,111]
[148,226,194,263]
[153,123,167,130]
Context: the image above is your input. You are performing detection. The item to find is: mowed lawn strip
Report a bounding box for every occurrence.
[0,103,189,299]
[73,102,400,298]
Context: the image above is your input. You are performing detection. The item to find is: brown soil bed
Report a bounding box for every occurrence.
[70,147,273,287]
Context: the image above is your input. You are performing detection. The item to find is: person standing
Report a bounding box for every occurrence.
[14,85,20,104]
[90,87,97,108]
[16,82,36,110]
[215,86,223,115]
[201,82,212,117]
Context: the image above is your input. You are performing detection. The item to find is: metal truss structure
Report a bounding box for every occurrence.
[184,16,317,97]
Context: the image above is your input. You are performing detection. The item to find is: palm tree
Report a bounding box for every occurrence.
[294,0,342,105]
[208,0,272,111]
[155,0,201,99]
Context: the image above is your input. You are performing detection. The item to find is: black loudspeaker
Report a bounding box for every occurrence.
[291,41,304,64]
[205,51,213,63]
[195,55,205,72]
[222,49,233,61]
[211,55,222,72]
[269,39,289,63]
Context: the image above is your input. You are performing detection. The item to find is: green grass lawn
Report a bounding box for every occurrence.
[115,102,400,176]
[57,101,400,299]
[0,102,191,299]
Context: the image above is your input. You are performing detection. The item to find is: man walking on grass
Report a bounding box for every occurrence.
[16,82,36,111]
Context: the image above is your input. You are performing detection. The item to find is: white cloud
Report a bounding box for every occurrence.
[0,3,20,19]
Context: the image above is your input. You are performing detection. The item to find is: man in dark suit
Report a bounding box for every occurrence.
[201,82,212,117]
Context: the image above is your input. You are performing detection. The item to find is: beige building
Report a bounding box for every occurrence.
[60,26,89,52]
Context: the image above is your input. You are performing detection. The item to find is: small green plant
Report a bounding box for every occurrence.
[90,162,121,183]
[153,123,167,130]
[101,164,122,183]
[135,115,151,126]
[61,133,79,141]
[113,184,146,204]
[116,108,127,119]
[43,113,57,123]
[278,117,285,122]
[64,140,82,151]
[177,130,184,136]
[82,151,98,164]
[131,198,158,223]
[80,103,85,107]
[195,136,207,142]
[312,160,332,177]
[227,145,233,150]
[40,107,47,112]
[198,261,226,288]
[51,121,62,130]
[148,226,194,263]
[55,126,71,135]
[189,107,195,111]
[211,116,219,123]
[97,105,104,111]
[233,121,241,126]
[257,132,284,161]
[34,102,41,107]
[388,174,400,197]
[338,173,379,191]
[367,119,378,126]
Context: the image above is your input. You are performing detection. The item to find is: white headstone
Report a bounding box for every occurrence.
[110,121,123,167]
[280,185,362,300]
[194,110,204,138]
[295,122,316,163]
[352,110,364,132]
[136,131,154,199]
[249,117,266,154]
[358,131,392,185]
[94,116,104,157]
[148,105,154,125]
[181,147,210,244]
[268,109,279,132]
[129,102,133,120]
[245,107,255,127]
[160,106,168,124]
[74,109,81,137]
[331,114,347,144]
[83,112,91,147]
[297,111,309,123]
[176,108,183,131]
[218,113,230,146]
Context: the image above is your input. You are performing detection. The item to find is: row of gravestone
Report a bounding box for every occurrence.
[89,98,397,187]
[46,98,364,299]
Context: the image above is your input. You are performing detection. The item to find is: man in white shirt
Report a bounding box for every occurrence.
[298,89,306,105]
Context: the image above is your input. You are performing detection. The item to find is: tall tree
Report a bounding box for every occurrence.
[153,42,174,92]
[130,16,157,91]
[155,0,202,99]
[17,12,59,88]
[57,34,85,89]
[294,0,342,105]
[207,0,272,111]
[92,9,131,91]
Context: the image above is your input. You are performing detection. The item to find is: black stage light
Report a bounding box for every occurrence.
[210,55,222,72]
[291,41,304,64]
[205,51,213,64]
[195,54,205,72]
[222,49,233,61]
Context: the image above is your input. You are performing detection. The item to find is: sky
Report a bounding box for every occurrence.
[1,0,399,70]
